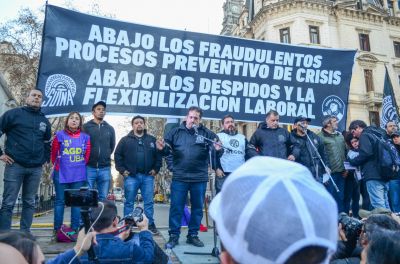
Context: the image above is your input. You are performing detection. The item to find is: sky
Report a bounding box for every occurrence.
[0,0,227,141]
[0,0,226,34]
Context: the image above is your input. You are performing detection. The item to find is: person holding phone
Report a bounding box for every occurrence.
[51,112,91,238]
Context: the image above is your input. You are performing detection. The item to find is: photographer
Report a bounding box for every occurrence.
[331,213,400,263]
[77,200,154,263]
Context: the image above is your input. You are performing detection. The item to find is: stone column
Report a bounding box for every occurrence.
[393,0,399,15]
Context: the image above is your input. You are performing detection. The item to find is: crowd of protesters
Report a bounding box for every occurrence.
[1,88,400,263]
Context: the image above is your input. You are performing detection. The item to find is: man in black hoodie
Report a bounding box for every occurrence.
[114,115,162,235]
[83,101,115,201]
[0,89,51,231]
[348,120,390,210]
[248,110,299,160]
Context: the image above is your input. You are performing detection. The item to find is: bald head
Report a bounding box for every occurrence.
[0,243,28,264]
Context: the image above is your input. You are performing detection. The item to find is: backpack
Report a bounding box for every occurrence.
[373,135,400,181]
[56,224,78,243]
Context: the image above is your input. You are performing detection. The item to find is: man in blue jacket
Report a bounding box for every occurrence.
[83,101,116,201]
[114,115,162,235]
[0,89,51,231]
[157,106,221,248]
[48,200,154,264]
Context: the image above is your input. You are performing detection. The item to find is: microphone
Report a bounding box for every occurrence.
[192,124,199,135]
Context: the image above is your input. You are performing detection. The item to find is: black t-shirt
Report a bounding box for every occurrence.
[135,136,145,173]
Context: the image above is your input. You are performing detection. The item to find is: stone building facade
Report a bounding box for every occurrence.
[222,0,400,136]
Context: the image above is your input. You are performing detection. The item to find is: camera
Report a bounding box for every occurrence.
[121,207,144,226]
[338,213,363,241]
[64,187,99,207]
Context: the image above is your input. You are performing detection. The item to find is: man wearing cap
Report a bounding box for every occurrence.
[248,110,299,161]
[348,120,390,210]
[209,156,338,264]
[215,114,248,193]
[0,89,51,231]
[291,116,327,182]
[318,115,347,213]
[389,132,400,212]
[83,101,116,201]
[114,115,162,234]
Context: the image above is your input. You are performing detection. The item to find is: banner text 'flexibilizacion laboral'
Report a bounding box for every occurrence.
[37,5,356,130]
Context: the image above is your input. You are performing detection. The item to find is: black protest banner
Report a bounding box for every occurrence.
[37,5,356,130]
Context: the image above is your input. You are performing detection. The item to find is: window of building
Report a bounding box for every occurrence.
[359,33,370,51]
[280,27,291,44]
[364,69,374,92]
[369,111,380,127]
[309,26,320,44]
[394,41,400,57]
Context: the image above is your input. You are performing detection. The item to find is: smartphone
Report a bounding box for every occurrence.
[64,187,99,207]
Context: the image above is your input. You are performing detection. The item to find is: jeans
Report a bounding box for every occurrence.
[0,163,42,231]
[215,173,230,194]
[360,179,371,210]
[326,172,346,213]
[87,167,111,201]
[53,171,85,230]
[389,179,400,212]
[344,172,360,218]
[124,173,155,225]
[169,180,207,237]
[366,180,390,209]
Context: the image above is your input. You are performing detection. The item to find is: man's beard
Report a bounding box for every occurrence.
[135,128,144,134]
[226,126,236,135]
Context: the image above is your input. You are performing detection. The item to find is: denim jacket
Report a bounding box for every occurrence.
[47,231,154,264]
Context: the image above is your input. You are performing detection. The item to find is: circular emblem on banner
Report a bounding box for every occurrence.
[43,74,76,107]
[322,95,345,122]
[381,96,398,125]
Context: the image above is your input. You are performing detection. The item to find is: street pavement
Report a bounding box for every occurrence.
[13,202,220,264]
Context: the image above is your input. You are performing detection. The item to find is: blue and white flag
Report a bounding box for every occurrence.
[37,5,356,131]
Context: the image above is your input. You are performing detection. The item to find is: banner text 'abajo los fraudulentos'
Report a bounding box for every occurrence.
[37,5,356,130]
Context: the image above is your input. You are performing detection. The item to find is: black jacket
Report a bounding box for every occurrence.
[0,106,51,167]
[83,120,115,168]
[114,131,162,175]
[291,129,327,180]
[164,122,218,182]
[349,126,383,182]
[247,122,299,159]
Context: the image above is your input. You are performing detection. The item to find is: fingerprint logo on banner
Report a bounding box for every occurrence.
[42,74,76,107]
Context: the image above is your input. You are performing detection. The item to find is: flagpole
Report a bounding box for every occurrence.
[35,0,49,89]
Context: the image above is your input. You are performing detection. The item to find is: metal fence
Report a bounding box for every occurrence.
[13,196,55,217]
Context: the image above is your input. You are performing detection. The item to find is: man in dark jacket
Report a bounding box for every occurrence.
[389,132,400,212]
[348,120,390,209]
[48,200,154,264]
[0,89,51,231]
[83,101,116,201]
[247,110,298,160]
[291,116,327,182]
[156,106,221,248]
[114,115,162,235]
